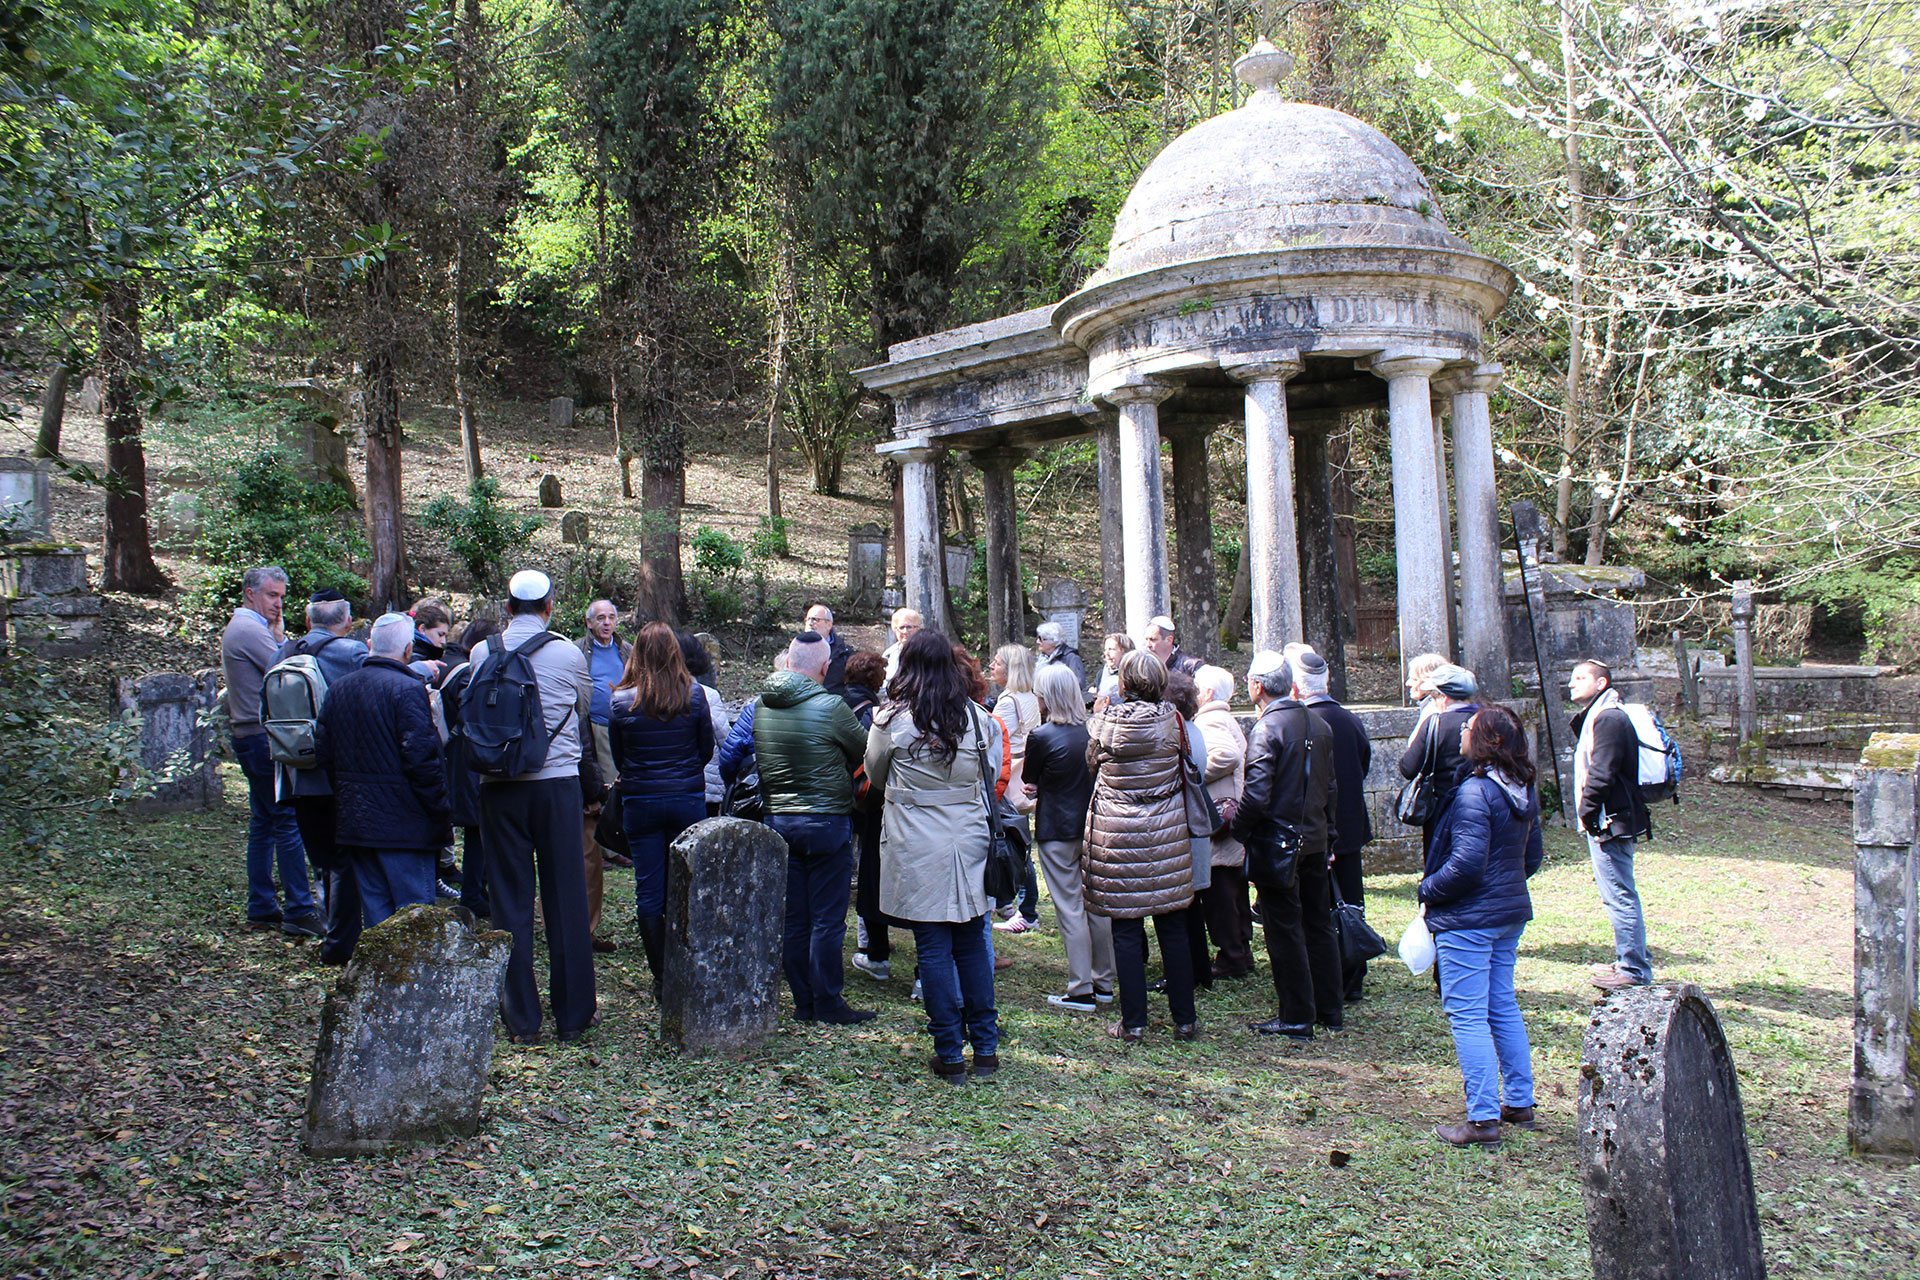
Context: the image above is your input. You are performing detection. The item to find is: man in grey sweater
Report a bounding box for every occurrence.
[468,569,598,1043]
[221,565,320,937]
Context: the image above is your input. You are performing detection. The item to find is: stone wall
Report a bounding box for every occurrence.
[1699,665,1895,718]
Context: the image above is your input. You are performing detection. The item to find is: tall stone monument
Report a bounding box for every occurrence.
[1579,984,1766,1279]
[0,457,52,538]
[846,524,887,612]
[1851,733,1920,1160]
[660,818,786,1053]
[302,905,511,1157]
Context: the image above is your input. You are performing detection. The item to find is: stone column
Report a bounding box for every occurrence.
[1851,732,1919,1160]
[879,438,950,636]
[1227,356,1303,652]
[1374,354,1450,666]
[1100,380,1176,639]
[1449,364,1511,697]
[1167,425,1219,664]
[1094,415,1126,637]
[1430,389,1459,658]
[972,446,1031,651]
[1292,411,1349,701]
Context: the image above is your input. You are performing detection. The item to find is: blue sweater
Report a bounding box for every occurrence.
[1418,771,1543,934]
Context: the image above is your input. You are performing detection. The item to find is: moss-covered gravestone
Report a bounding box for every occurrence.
[302,905,511,1157]
[1578,984,1765,1279]
[661,818,787,1054]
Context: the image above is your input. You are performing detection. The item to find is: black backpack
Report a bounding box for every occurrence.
[461,631,572,778]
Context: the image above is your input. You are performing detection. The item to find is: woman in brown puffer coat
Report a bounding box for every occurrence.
[1084,649,1198,1043]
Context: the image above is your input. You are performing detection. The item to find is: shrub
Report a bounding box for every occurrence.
[419,477,541,594]
[0,654,145,847]
[691,525,747,581]
[750,515,792,562]
[192,451,366,621]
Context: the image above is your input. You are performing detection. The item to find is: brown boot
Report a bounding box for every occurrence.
[1435,1120,1502,1147]
[1500,1105,1537,1130]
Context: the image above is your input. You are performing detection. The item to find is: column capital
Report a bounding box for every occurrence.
[1223,351,1302,384]
[1459,362,1504,396]
[1098,377,1177,408]
[1371,353,1447,381]
[969,444,1033,472]
[877,435,945,465]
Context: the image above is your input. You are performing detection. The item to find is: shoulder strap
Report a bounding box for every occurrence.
[512,630,562,658]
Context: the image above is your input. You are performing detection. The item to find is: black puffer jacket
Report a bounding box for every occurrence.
[1419,770,1543,933]
[608,683,715,798]
[1572,700,1652,841]
[316,656,451,850]
[1233,697,1336,877]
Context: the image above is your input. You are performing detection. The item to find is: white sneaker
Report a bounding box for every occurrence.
[855,917,871,951]
[851,952,891,981]
[993,915,1038,934]
[911,978,923,1001]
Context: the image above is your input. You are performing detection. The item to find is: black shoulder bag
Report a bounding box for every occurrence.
[1396,713,1441,826]
[972,706,1022,903]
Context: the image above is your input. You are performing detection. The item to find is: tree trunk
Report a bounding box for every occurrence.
[765,262,788,522]
[1552,1,1587,561]
[99,282,168,595]
[33,364,68,460]
[1328,417,1361,639]
[363,256,406,611]
[450,242,483,485]
[637,456,686,623]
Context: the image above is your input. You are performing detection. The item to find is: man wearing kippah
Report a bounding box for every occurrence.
[467,569,599,1043]
[1288,643,1375,1003]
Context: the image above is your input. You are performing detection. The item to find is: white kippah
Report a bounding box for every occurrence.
[508,569,552,602]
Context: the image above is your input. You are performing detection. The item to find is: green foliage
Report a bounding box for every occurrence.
[690,525,746,581]
[550,546,636,626]
[191,451,366,620]
[0,654,145,846]
[749,515,791,561]
[418,477,541,594]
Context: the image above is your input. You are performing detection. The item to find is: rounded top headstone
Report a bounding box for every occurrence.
[1091,41,1464,286]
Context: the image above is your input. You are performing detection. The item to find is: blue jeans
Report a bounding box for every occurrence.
[350,847,437,927]
[913,916,999,1064]
[623,792,706,919]
[1588,836,1650,982]
[1435,924,1536,1123]
[767,813,855,1018]
[232,733,313,919]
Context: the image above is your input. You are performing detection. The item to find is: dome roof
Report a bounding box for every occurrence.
[1094,42,1466,284]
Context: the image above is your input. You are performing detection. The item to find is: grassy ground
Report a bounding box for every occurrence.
[1,777,1914,1279]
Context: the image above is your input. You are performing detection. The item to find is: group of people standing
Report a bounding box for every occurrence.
[224,564,1659,1140]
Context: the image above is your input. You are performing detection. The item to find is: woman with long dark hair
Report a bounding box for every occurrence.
[609,622,715,985]
[866,630,1003,1081]
[1418,704,1543,1147]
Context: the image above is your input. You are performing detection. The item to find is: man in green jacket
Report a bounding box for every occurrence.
[755,630,873,1024]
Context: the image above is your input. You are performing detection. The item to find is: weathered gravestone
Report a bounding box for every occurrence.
[1851,733,1920,1160]
[0,457,52,538]
[4,544,103,657]
[1579,984,1766,1280]
[561,510,590,545]
[115,670,223,815]
[74,375,102,415]
[943,542,974,596]
[548,396,575,429]
[302,905,511,1157]
[661,818,786,1053]
[846,523,887,612]
[538,473,564,507]
[1034,578,1089,654]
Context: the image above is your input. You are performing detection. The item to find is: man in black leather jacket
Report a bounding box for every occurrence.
[1232,649,1341,1040]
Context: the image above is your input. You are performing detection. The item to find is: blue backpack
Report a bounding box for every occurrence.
[460,631,571,778]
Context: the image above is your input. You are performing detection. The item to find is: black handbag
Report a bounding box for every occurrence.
[594,786,631,857]
[1176,716,1222,837]
[972,707,1023,903]
[721,763,765,822]
[1396,716,1440,826]
[1331,879,1387,970]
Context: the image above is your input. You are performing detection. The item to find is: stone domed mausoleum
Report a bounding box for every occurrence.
[858,40,1515,694]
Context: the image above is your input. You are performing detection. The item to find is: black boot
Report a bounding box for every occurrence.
[638,914,666,997]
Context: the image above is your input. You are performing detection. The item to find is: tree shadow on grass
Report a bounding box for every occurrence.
[1518,940,1711,969]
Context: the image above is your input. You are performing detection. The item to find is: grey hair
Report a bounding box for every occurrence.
[369,612,413,659]
[1257,667,1292,698]
[308,598,351,630]
[241,565,289,595]
[1194,664,1236,705]
[806,602,834,623]
[1034,663,1087,726]
[787,634,829,679]
[1291,656,1330,697]
[1035,621,1063,644]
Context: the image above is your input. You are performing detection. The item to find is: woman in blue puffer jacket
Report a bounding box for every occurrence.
[1418,704,1544,1148]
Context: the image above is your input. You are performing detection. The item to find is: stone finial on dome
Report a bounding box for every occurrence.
[1234,39,1295,97]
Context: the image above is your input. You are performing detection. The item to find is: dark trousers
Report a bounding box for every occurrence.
[767,813,855,1019]
[854,808,903,963]
[1111,912,1196,1030]
[345,846,436,926]
[1332,848,1367,999]
[480,778,598,1041]
[622,791,705,919]
[460,826,490,919]
[1256,852,1343,1028]
[1183,904,1212,988]
[1204,864,1255,977]
[292,796,360,964]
